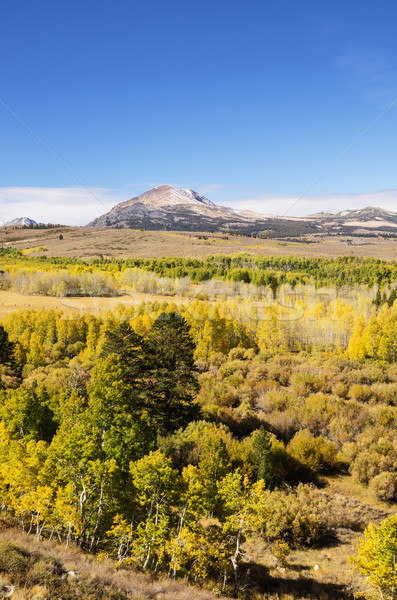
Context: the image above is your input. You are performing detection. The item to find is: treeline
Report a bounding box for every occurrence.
[2,294,397,380]
[21,223,66,229]
[2,248,397,291]
[0,267,190,298]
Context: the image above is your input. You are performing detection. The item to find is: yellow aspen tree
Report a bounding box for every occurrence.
[348,316,368,360]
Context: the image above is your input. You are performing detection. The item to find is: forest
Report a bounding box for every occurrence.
[2,249,397,296]
[0,252,395,599]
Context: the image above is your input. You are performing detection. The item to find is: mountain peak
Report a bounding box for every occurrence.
[117,185,216,210]
[151,184,174,192]
[87,184,257,230]
[87,185,397,235]
[0,217,37,227]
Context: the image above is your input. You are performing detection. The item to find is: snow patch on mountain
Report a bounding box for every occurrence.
[0,217,37,227]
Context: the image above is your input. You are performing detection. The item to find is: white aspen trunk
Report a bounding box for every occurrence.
[27,514,34,535]
[171,503,188,578]
[143,500,160,570]
[231,522,243,598]
[89,484,104,551]
[66,523,72,549]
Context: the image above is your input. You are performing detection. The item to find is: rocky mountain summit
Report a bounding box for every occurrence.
[87,185,315,235]
[87,186,397,236]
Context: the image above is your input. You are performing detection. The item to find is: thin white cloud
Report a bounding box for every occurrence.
[0,187,128,226]
[221,189,397,217]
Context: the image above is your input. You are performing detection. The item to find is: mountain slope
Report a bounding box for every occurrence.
[0,217,37,227]
[87,185,318,235]
[308,206,397,229]
[87,186,397,236]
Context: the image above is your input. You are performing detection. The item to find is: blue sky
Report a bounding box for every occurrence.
[1,0,397,224]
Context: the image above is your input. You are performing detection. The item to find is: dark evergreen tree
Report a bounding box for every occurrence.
[252,426,274,489]
[87,354,157,473]
[101,321,145,387]
[141,312,200,433]
[0,325,13,366]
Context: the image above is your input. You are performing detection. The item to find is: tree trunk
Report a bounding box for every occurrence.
[89,484,104,551]
[231,524,243,597]
[171,503,187,578]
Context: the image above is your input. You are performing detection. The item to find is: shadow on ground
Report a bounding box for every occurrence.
[241,562,353,599]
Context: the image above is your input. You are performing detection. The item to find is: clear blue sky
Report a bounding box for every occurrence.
[1,0,397,223]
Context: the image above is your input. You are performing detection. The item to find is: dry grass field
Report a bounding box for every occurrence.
[2,226,397,260]
[0,290,188,320]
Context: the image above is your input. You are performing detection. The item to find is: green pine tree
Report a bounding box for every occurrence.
[0,325,14,366]
[252,426,273,488]
[141,313,200,433]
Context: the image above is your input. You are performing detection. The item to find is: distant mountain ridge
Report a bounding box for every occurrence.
[0,217,37,227]
[87,185,317,236]
[307,206,397,229]
[87,186,397,236]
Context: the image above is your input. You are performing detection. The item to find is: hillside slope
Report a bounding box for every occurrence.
[87,185,317,235]
[0,217,37,227]
[308,206,397,231]
[0,522,224,600]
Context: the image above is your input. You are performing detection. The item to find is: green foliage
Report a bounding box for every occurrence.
[0,540,30,582]
[87,354,157,470]
[101,321,144,383]
[369,471,397,503]
[251,426,273,488]
[197,436,230,514]
[4,251,397,306]
[350,514,397,600]
[141,312,200,433]
[1,269,397,594]
[259,484,328,547]
[288,429,339,474]
[0,384,57,441]
[0,324,14,366]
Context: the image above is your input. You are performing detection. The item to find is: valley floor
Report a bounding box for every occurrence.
[2,226,397,260]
